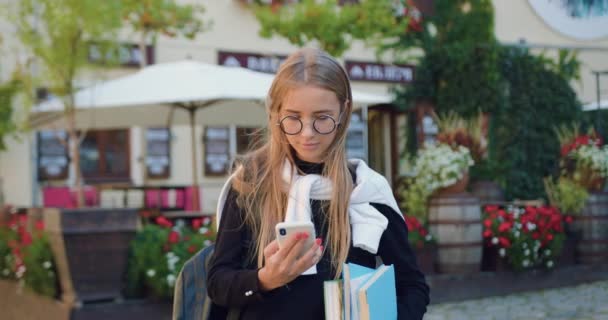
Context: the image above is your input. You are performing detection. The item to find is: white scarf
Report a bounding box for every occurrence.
[216,159,404,274]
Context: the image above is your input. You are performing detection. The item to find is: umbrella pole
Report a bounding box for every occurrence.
[189,108,200,211]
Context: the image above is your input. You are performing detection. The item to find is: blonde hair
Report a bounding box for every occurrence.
[231,48,354,277]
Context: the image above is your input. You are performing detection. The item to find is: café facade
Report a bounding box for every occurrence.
[0,0,606,214]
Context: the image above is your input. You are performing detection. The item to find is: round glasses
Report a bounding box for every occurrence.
[277,114,340,135]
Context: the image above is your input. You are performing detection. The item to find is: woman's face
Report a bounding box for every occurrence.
[280,85,342,163]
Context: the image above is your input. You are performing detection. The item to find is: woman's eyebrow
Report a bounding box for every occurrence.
[283,108,336,114]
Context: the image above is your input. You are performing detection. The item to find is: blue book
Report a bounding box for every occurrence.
[342,263,375,320]
[356,264,397,320]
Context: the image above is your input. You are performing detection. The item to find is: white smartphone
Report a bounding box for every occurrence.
[275,221,316,259]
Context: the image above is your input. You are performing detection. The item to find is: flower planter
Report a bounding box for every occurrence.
[0,279,71,320]
[437,172,470,195]
[470,180,505,205]
[571,192,608,264]
[42,207,139,305]
[481,245,510,272]
[428,192,482,274]
[414,243,437,275]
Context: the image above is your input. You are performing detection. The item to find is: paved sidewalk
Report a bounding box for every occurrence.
[424,280,608,320]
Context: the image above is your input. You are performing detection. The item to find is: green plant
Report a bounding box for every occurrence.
[493,47,583,200]
[483,205,568,272]
[0,207,57,297]
[397,143,474,220]
[544,177,589,215]
[126,216,215,299]
[404,215,434,249]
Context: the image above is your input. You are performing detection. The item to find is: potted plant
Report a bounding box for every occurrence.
[404,216,436,274]
[126,216,216,300]
[482,204,570,272]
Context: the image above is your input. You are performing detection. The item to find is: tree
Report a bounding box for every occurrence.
[5,0,124,207]
[253,0,410,57]
[122,0,211,67]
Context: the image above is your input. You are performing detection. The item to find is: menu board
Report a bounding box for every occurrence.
[346,110,367,161]
[146,128,171,179]
[204,127,230,176]
[38,130,69,180]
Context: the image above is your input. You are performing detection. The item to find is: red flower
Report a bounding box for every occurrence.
[187,245,197,254]
[483,219,492,228]
[565,216,573,223]
[546,233,554,241]
[419,229,428,237]
[192,219,202,229]
[484,205,499,213]
[34,220,45,231]
[483,229,493,238]
[499,237,511,248]
[498,222,511,233]
[168,231,180,244]
[21,232,33,246]
[532,232,541,240]
[155,216,173,228]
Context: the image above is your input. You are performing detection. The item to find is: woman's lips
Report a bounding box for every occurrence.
[301,142,320,150]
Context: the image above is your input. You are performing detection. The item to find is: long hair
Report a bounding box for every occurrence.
[231,48,354,277]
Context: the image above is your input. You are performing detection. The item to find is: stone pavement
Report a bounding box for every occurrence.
[424,280,608,320]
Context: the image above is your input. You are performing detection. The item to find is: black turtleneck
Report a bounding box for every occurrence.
[207,158,430,320]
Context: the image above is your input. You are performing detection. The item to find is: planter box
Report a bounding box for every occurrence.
[415,244,437,275]
[41,207,139,305]
[0,279,71,320]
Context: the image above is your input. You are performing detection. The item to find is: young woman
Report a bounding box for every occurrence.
[207,48,429,320]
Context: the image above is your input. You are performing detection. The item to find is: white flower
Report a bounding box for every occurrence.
[526,222,536,231]
[204,240,212,247]
[425,234,433,241]
[522,259,530,267]
[546,260,554,268]
[2,269,9,276]
[167,274,176,287]
[202,217,212,226]
[513,231,520,238]
[515,223,522,230]
[523,242,528,248]
[545,249,552,256]
[492,237,499,245]
[16,265,26,279]
[524,249,530,256]
[499,248,506,257]
[42,261,52,269]
[146,269,156,278]
[175,219,186,228]
[199,227,209,234]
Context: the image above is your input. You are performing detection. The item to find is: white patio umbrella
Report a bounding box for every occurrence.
[31,60,393,209]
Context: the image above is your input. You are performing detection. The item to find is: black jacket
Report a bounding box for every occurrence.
[207,160,430,320]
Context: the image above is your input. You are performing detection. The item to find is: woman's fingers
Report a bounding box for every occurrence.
[263,240,280,259]
[273,232,308,261]
[294,241,322,273]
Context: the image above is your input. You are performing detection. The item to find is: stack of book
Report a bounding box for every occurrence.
[323,263,397,320]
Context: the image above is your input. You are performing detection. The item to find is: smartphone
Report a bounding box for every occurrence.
[275,221,316,259]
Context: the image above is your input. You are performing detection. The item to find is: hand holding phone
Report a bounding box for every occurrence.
[257,221,321,291]
[275,221,316,259]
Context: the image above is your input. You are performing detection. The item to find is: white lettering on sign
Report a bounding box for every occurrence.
[247,56,281,73]
[223,56,242,67]
[347,61,414,83]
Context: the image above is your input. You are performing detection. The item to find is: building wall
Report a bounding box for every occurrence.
[493,0,608,105]
[1,0,606,208]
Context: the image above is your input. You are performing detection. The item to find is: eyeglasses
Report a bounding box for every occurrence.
[277,114,341,135]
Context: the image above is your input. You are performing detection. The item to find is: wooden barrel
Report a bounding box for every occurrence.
[428,192,482,273]
[470,180,505,205]
[573,192,608,264]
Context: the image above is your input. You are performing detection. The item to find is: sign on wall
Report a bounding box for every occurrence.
[38,131,69,180]
[218,50,415,83]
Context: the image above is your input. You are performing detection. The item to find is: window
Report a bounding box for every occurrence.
[80,129,130,182]
[236,127,263,154]
[146,128,171,179]
[204,127,230,176]
[38,130,69,180]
